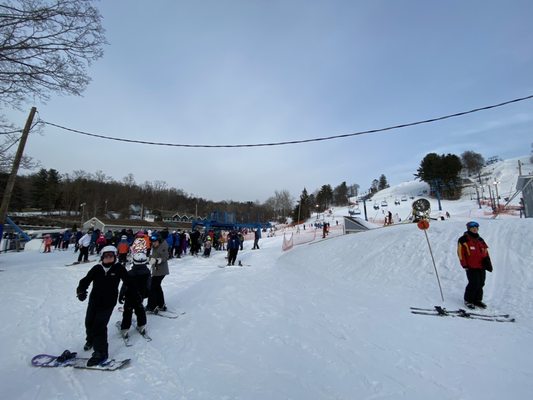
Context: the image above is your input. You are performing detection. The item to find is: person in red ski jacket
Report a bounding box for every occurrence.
[457,221,493,309]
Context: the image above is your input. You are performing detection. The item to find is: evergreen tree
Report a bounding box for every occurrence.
[378,174,389,190]
[31,168,62,209]
[333,182,349,206]
[415,153,462,199]
[316,184,333,211]
[348,183,360,198]
[292,188,311,223]
[369,179,379,194]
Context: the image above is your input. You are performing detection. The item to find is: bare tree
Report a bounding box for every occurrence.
[122,173,136,187]
[461,151,485,176]
[265,190,293,222]
[0,0,107,108]
[93,169,111,183]
[0,115,40,172]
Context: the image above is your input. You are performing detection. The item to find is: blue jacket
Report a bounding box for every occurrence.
[227,234,240,250]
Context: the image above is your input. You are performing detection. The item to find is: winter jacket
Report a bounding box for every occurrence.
[96,235,107,246]
[227,234,240,250]
[457,231,490,269]
[78,233,92,248]
[119,263,151,301]
[77,262,128,308]
[150,241,169,277]
[166,235,174,247]
[117,240,130,255]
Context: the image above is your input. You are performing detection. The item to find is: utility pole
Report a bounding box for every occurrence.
[0,107,37,241]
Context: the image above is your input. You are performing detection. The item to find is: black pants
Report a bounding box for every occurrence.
[78,246,89,262]
[464,268,486,303]
[85,303,114,356]
[228,249,238,265]
[253,239,259,249]
[147,275,166,309]
[121,296,147,329]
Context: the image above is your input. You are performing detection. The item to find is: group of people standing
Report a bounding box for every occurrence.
[70,218,493,367]
[75,232,169,367]
[73,226,263,367]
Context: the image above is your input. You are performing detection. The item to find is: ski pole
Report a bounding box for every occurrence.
[423,229,444,302]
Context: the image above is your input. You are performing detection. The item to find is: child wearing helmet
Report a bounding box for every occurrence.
[117,235,130,265]
[76,245,128,366]
[118,252,151,337]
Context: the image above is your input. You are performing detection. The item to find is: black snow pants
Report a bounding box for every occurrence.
[121,295,147,329]
[84,302,114,356]
[147,275,166,309]
[227,249,238,265]
[464,268,486,303]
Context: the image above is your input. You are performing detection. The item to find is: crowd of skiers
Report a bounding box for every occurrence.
[70,226,262,367]
[46,227,262,260]
[67,217,494,368]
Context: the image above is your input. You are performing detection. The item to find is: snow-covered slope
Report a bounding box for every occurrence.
[1,156,532,400]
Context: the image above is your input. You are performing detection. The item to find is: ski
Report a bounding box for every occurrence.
[238,261,251,267]
[115,321,132,347]
[410,306,510,318]
[65,259,96,267]
[146,308,185,319]
[411,309,515,323]
[31,353,130,371]
[118,306,185,319]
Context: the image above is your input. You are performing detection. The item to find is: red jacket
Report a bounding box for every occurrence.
[96,235,107,246]
[457,231,489,269]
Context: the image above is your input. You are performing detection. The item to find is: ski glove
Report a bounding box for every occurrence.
[77,290,87,301]
[148,257,157,266]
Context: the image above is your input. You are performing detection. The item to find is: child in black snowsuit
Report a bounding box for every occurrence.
[118,252,151,337]
[76,245,128,366]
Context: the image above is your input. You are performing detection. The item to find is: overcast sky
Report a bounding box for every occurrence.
[8,0,533,202]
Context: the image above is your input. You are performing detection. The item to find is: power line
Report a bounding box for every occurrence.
[37,94,533,148]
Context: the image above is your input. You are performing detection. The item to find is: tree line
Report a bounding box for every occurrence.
[0,168,365,226]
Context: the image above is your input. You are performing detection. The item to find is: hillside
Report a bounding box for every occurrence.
[0,155,532,399]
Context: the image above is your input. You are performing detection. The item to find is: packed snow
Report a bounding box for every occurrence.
[1,157,532,400]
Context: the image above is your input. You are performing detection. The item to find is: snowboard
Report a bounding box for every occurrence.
[31,353,130,371]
